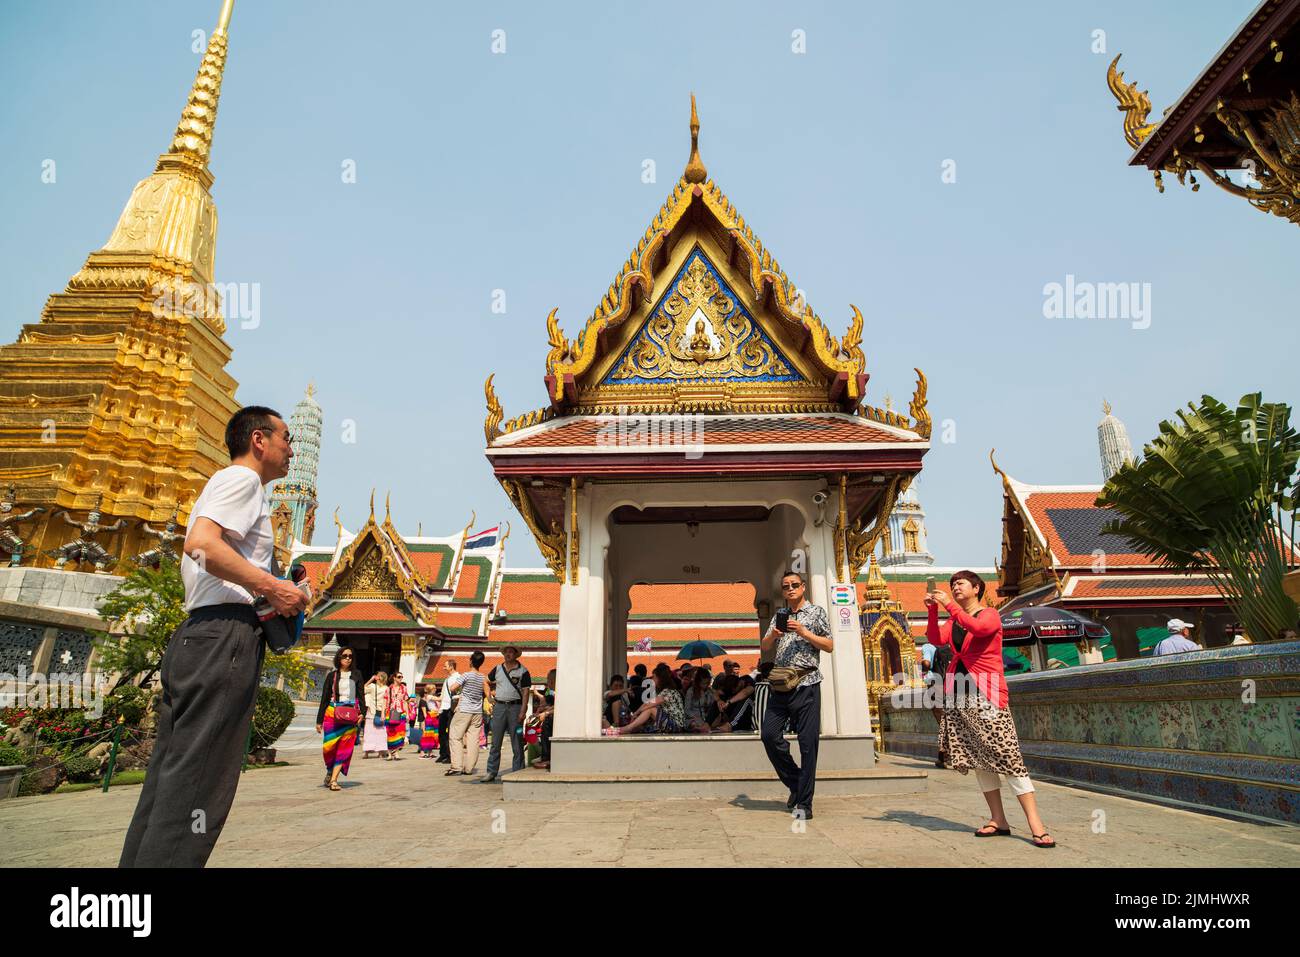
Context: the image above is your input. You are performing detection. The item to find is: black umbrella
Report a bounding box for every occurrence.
[999,606,1109,645]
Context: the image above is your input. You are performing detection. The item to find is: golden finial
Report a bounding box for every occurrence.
[484,374,504,444]
[162,0,235,173]
[368,488,375,518]
[684,93,708,184]
[384,491,391,522]
[333,506,342,538]
[909,368,931,439]
[306,381,316,399]
[989,448,1014,495]
[1102,398,1113,416]
[1106,54,1157,149]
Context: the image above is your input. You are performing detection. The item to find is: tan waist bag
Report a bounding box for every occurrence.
[766,666,813,693]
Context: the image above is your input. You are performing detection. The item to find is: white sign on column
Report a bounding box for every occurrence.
[828,581,870,734]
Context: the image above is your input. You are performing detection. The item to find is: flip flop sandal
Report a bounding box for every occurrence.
[1032,833,1056,848]
[974,823,1012,837]
[329,781,342,791]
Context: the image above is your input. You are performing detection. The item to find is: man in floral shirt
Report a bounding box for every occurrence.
[759,570,832,820]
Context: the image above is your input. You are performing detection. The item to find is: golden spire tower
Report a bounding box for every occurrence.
[0,0,242,571]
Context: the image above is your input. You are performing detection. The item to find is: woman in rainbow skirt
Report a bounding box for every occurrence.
[418,686,441,757]
[384,672,409,759]
[316,647,367,791]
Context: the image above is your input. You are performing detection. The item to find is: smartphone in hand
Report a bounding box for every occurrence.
[773,608,791,633]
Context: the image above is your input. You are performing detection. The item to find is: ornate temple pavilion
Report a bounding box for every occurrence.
[0,0,242,572]
[482,98,931,797]
[1108,0,1300,225]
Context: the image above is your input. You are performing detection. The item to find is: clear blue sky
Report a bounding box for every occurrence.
[1,0,1291,568]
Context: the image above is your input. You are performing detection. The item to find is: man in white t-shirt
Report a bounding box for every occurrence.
[437,658,460,763]
[120,406,307,869]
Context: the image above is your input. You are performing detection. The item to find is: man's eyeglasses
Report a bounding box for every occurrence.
[781,582,803,591]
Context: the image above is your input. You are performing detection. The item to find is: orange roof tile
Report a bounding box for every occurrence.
[299,559,332,594]
[626,624,761,644]
[437,611,479,630]
[410,550,446,584]
[496,579,561,617]
[1022,491,1153,567]
[1068,576,1220,599]
[628,582,755,617]
[454,563,482,601]
[319,601,411,622]
[500,414,916,450]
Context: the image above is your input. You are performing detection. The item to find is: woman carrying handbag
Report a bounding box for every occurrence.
[361,671,389,758]
[315,647,367,791]
[384,672,408,759]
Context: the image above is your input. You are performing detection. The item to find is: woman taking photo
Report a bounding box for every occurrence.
[315,647,366,791]
[361,671,388,758]
[926,570,1055,848]
[605,662,686,735]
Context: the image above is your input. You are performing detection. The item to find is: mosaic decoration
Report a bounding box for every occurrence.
[881,641,1300,823]
[603,249,802,386]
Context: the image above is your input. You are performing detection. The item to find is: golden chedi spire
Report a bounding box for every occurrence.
[684,93,708,184]
[0,0,242,572]
[160,0,234,176]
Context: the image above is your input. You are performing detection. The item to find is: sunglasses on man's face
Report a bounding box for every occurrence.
[781,582,803,591]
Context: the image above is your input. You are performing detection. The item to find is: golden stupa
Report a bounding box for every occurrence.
[0,0,242,572]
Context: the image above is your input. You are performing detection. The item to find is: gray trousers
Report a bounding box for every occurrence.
[485,700,523,777]
[119,604,264,868]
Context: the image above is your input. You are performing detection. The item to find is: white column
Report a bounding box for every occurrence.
[553,485,607,741]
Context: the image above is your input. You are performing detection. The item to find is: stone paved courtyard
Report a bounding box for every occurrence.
[2,748,1298,867]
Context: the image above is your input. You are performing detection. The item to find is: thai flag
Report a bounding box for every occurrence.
[465,526,499,549]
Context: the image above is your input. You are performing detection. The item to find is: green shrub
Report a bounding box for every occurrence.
[63,754,100,783]
[0,744,28,767]
[250,686,295,750]
[105,685,150,725]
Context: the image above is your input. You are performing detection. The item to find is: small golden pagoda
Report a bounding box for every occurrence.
[0,0,242,571]
[860,556,921,751]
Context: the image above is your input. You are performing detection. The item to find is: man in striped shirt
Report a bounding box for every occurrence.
[445,651,487,775]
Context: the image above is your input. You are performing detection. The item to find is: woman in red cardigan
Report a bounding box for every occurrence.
[927,570,1055,848]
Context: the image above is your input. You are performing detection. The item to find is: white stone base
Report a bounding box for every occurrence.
[502,767,927,802]
[550,732,878,774]
[0,567,121,617]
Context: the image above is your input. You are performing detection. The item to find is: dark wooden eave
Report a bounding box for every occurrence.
[1132,0,1300,170]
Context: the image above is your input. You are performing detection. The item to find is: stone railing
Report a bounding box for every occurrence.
[880,641,1300,824]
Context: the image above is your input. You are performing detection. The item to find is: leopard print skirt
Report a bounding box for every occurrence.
[938,701,1029,777]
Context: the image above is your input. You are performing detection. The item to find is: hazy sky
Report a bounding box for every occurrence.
[2,0,1291,568]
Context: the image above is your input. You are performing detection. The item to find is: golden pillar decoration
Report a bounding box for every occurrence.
[846,476,903,582]
[502,480,566,581]
[568,477,581,586]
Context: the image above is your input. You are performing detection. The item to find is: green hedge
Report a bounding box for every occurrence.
[105,685,151,725]
[250,686,295,750]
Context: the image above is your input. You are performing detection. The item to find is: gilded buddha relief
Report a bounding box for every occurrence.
[604,248,799,384]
